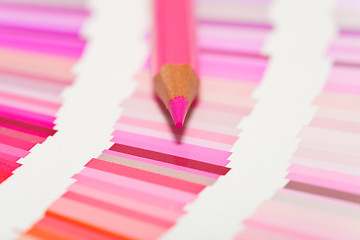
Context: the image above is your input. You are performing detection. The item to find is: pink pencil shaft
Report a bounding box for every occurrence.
[153,0,196,73]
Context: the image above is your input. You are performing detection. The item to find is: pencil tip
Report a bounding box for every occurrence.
[169,97,188,128]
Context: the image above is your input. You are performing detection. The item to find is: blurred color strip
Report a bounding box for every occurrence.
[0,0,89,184]
[237,1,360,239]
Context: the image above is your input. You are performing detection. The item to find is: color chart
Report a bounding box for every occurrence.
[19,0,273,239]
[4,0,359,240]
[0,1,89,184]
[237,1,360,239]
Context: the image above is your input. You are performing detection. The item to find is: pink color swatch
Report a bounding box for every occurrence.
[0,1,89,184]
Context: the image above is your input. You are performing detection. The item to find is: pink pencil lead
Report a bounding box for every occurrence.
[168,97,188,128]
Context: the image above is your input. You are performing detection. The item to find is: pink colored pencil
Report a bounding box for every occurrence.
[152,0,200,128]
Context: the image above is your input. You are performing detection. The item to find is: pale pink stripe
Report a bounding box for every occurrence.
[0,84,62,105]
[194,80,255,97]
[0,97,58,116]
[0,88,59,116]
[0,47,76,80]
[199,56,267,70]
[188,100,253,115]
[0,2,89,14]
[126,99,244,125]
[315,107,360,124]
[115,115,240,137]
[286,172,360,195]
[327,45,360,61]
[313,93,360,111]
[299,138,360,157]
[0,2,89,15]
[328,48,360,63]
[200,37,265,53]
[328,44,360,55]
[74,174,186,209]
[278,188,360,210]
[0,72,65,95]
[296,142,360,162]
[67,183,184,222]
[199,90,257,109]
[199,23,270,41]
[288,164,360,186]
[0,90,60,109]
[117,116,238,145]
[111,131,231,165]
[244,219,326,240]
[0,142,29,158]
[324,82,360,95]
[0,6,86,33]
[332,35,360,49]
[0,68,72,85]
[113,124,233,151]
[103,149,220,179]
[78,167,198,203]
[199,55,267,82]
[291,156,360,176]
[204,77,257,96]
[237,225,305,240]
[310,117,360,134]
[327,65,360,86]
[299,126,360,148]
[199,23,268,53]
[200,52,268,70]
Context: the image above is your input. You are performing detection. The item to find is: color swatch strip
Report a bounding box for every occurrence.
[20,1,273,239]
[0,1,89,184]
[237,1,360,239]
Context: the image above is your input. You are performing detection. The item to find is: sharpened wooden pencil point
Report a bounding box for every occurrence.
[154,64,199,127]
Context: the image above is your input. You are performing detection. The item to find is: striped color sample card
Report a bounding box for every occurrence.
[0,1,89,184]
[237,1,360,239]
[20,1,273,239]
